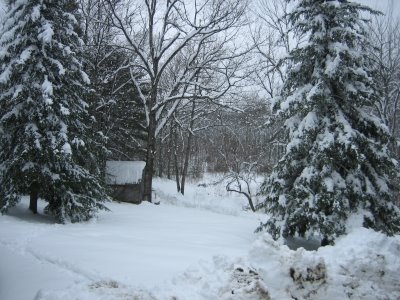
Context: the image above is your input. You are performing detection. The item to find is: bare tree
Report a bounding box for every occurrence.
[173,94,225,195]
[225,161,258,212]
[106,0,249,202]
[369,8,400,156]
[250,0,303,100]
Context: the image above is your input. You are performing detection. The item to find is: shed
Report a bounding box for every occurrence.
[105,161,146,204]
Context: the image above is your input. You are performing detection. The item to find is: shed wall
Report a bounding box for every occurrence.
[110,184,142,204]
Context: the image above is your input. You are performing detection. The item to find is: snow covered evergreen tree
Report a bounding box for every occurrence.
[257,0,400,244]
[0,0,109,222]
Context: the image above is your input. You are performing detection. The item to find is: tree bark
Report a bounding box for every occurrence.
[174,153,181,193]
[167,122,173,179]
[180,101,196,195]
[142,110,157,202]
[226,186,256,212]
[167,149,172,180]
[173,124,181,193]
[29,182,39,214]
[158,135,163,177]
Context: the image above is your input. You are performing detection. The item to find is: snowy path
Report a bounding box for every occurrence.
[0,198,259,300]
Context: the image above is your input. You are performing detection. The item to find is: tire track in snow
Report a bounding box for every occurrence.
[0,224,52,254]
[26,248,101,281]
[0,223,102,282]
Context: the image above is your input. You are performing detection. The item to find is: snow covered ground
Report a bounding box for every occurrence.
[1,175,400,300]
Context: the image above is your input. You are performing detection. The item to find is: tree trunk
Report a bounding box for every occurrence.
[174,152,181,193]
[167,123,173,179]
[173,124,181,193]
[167,149,172,179]
[29,182,39,214]
[180,101,196,195]
[142,110,157,202]
[180,136,191,195]
[246,194,256,212]
[158,135,163,177]
[226,186,256,212]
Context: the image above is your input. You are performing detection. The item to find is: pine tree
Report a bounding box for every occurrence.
[79,1,146,163]
[257,0,400,244]
[85,46,147,162]
[0,0,109,222]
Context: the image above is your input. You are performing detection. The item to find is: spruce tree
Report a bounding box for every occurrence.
[85,46,147,162]
[80,3,146,164]
[257,0,400,244]
[0,0,109,222]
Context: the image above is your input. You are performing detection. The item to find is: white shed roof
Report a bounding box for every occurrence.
[106,161,146,185]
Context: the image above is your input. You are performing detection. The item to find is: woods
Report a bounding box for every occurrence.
[2,1,400,299]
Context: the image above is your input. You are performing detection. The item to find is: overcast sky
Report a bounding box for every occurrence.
[356,0,400,15]
[0,1,398,17]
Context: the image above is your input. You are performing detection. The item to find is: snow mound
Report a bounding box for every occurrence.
[247,229,400,299]
[317,227,400,299]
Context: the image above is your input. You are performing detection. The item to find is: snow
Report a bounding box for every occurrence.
[80,70,90,84]
[38,22,54,44]
[325,53,341,77]
[323,171,345,192]
[18,46,34,64]
[31,5,41,22]
[62,142,72,155]
[41,76,53,96]
[1,175,400,300]
[105,161,146,185]
[0,65,11,83]
[60,105,70,115]
[278,195,286,206]
[50,58,66,76]
[0,177,259,300]
[279,84,312,112]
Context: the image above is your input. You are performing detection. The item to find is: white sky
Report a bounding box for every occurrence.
[0,1,397,18]
[356,0,400,15]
